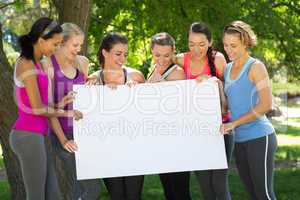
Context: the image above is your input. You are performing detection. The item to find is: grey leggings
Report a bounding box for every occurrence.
[51,134,101,200]
[235,133,277,200]
[9,130,61,200]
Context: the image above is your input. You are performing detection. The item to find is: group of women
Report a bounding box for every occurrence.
[10,16,277,200]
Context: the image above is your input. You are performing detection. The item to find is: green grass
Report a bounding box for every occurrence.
[0,169,299,200]
[276,145,300,161]
[0,181,10,200]
[273,119,300,137]
[289,117,300,123]
[0,157,4,170]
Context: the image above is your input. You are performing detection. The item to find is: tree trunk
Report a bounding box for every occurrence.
[0,23,26,199]
[52,0,92,55]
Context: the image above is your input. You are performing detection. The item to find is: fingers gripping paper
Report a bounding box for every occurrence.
[73,80,227,180]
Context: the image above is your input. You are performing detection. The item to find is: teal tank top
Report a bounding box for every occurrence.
[224,57,275,142]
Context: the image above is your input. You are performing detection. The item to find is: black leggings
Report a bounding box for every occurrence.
[9,130,61,200]
[104,176,144,200]
[235,133,277,200]
[195,134,234,200]
[159,171,192,200]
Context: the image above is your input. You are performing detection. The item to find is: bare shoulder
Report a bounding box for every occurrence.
[173,65,184,74]
[168,64,185,80]
[77,55,89,65]
[16,57,35,74]
[251,59,267,73]
[77,55,89,69]
[249,59,269,81]
[214,51,226,76]
[175,53,184,67]
[177,53,184,59]
[76,55,89,77]
[126,67,145,83]
[215,51,226,60]
[41,56,54,78]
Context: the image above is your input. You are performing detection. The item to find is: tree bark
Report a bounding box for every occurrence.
[0,23,26,199]
[53,0,92,55]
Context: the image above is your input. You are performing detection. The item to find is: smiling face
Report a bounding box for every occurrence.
[151,44,173,68]
[60,34,84,60]
[40,33,63,57]
[102,43,128,68]
[188,32,211,59]
[223,33,248,61]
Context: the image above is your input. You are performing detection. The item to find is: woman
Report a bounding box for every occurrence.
[9,17,81,200]
[147,32,192,200]
[43,23,101,200]
[92,32,145,200]
[175,22,233,200]
[222,20,277,200]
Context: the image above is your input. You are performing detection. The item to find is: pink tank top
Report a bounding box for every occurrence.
[12,62,49,135]
[183,52,220,79]
[183,52,230,122]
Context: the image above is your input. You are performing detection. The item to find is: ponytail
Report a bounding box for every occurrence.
[207,46,217,77]
[19,34,34,61]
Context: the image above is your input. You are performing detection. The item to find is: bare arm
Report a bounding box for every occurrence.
[49,117,78,152]
[173,53,184,67]
[214,52,226,80]
[214,52,228,114]
[77,55,89,79]
[128,69,145,83]
[17,58,74,117]
[166,66,186,81]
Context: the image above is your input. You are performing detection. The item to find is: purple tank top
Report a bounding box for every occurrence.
[51,55,85,135]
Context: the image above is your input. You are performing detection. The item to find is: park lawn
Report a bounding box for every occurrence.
[1,169,300,200]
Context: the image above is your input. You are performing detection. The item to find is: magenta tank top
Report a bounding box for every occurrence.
[12,62,49,135]
[51,55,85,135]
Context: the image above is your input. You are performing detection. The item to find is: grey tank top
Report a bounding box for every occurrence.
[148,64,177,82]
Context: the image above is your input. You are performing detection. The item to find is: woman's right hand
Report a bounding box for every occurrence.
[57,91,76,109]
[86,75,99,85]
[62,140,78,153]
[106,83,118,90]
[67,110,83,120]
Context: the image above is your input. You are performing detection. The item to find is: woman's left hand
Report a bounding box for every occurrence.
[126,79,138,87]
[220,122,235,135]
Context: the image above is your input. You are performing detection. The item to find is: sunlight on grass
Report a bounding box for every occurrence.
[277,134,300,146]
[276,145,300,161]
[289,117,300,123]
[0,148,3,169]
